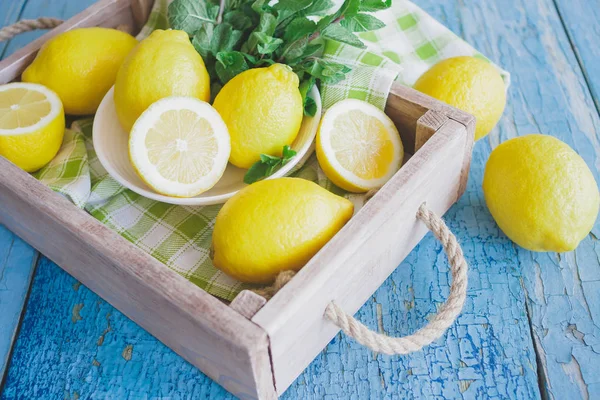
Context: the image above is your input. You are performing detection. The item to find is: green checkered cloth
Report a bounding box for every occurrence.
[34,0,509,301]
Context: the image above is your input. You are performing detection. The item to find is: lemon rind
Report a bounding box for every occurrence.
[0,82,63,136]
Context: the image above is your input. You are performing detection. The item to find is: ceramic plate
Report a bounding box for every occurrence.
[93,86,321,206]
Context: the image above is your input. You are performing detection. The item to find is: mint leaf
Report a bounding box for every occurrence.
[255,33,284,55]
[192,25,213,60]
[212,23,243,52]
[341,13,385,32]
[284,17,317,42]
[215,51,249,83]
[322,24,365,48]
[334,0,361,18]
[242,13,278,54]
[298,59,351,84]
[168,0,219,36]
[244,146,297,184]
[358,0,391,12]
[223,10,253,31]
[299,77,316,116]
[274,0,314,21]
[303,0,336,16]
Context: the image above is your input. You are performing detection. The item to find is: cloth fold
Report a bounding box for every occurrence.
[33,0,509,301]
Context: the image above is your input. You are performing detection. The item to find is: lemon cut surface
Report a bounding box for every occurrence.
[316,99,404,192]
[0,82,65,172]
[129,97,230,197]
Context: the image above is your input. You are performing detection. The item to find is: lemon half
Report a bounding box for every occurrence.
[0,82,65,172]
[316,99,404,192]
[128,97,230,197]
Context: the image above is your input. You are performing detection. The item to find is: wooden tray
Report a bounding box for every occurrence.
[0,0,475,398]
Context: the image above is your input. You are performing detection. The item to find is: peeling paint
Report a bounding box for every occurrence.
[122,344,133,361]
[71,303,83,324]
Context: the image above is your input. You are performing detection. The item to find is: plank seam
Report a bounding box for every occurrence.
[0,251,39,391]
[551,0,600,118]
[0,0,30,60]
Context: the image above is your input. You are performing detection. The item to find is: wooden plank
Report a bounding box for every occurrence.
[0,157,276,399]
[553,0,600,113]
[417,0,600,399]
[0,225,37,385]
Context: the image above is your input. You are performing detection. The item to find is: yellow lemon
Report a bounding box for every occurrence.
[0,83,64,172]
[114,29,211,133]
[316,99,404,193]
[213,64,303,168]
[22,27,137,115]
[211,178,353,283]
[413,56,506,140]
[483,134,599,252]
[128,96,230,197]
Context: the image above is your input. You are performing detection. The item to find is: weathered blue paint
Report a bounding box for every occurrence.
[0,226,37,384]
[0,0,27,58]
[1,0,599,398]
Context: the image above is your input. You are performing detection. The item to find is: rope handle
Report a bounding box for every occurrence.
[0,18,63,42]
[324,203,468,355]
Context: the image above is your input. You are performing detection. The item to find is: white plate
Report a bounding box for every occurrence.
[93,86,321,206]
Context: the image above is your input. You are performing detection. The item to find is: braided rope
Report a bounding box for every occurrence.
[324,203,468,354]
[0,18,63,42]
[253,202,468,355]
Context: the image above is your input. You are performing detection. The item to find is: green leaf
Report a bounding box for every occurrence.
[282,145,297,161]
[244,162,270,184]
[274,0,314,21]
[303,0,335,16]
[358,0,391,12]
[243,146,297,184]
[242,13,278,54]
[341,13,385,32]
[251,0,273,15]
[334,0,361,18]
[223,10,254,31]
[255,33,284,54]
[192,25,214,60]
[168,0,219,36]
[298,59,351,84]
[280,37,310,63]
[303,96,317,116]
[284,17,317,42]
[215,51,249,83]
[212,23,244,53]
[315,14,336,32]
[322,24,365,48]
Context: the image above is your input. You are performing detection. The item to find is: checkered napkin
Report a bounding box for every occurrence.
[34,0,509,301]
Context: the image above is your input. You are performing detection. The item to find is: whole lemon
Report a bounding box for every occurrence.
[211,178,354,283]
[114,29,210,132]
[22,28,137,115]
[483,134,599,252]
[213,64,303,168]
[413,56,506,140]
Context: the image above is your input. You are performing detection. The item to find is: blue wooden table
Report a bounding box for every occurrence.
[1,0,599,398]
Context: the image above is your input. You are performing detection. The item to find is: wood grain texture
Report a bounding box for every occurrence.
[2,0,600,399]
[553,0,600,114]
[0,225,37,385]
[418,0,600,399]
[253,119,472,394]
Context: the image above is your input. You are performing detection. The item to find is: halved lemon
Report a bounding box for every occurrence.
[128,97,231,197]
[0,82,65,172]
[316,99,404,192]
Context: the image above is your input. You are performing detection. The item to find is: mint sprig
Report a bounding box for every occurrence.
[244,145,297,184]
[168,0,390,102]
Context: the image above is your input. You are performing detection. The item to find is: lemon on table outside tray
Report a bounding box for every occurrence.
[213,63,303,169]
[211,178,354,284]
[483,134,599,252]
[413,56,507,141]
[128,96,230,197]
[0,82,65,172]
[316,99,404,193]
[114,29,211,133]
[22,27,137,115]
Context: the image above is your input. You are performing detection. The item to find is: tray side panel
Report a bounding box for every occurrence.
[252,121,470,394]
[0,158,276,400]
